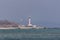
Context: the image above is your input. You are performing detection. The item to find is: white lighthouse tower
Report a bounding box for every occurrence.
[28,16,32,27]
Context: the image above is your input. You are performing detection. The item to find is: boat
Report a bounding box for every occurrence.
[18,16,45,29]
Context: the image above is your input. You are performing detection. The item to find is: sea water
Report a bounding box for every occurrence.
[0,29,60,40]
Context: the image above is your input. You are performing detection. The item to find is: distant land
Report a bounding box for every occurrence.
[0,20,18,27]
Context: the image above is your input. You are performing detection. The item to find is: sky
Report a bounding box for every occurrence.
[0,0,60,28]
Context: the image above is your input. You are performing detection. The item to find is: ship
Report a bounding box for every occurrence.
[18,16,45,29]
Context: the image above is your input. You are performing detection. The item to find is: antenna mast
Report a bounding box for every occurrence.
[28,16,32,26]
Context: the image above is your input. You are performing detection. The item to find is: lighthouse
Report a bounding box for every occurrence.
[28,16,32,27]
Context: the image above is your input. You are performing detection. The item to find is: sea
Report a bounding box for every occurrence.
[0,28,60,40]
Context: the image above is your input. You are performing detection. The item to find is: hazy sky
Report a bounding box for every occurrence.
[0,0,60,27]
